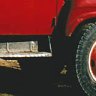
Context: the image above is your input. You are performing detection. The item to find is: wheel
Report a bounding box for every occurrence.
[76,23,96,96]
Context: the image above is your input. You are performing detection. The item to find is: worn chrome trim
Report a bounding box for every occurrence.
[0,52,52,57]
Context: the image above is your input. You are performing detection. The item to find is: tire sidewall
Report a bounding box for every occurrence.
[76,26,96,96]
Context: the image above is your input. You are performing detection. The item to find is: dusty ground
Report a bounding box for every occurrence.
[0,57,87,96]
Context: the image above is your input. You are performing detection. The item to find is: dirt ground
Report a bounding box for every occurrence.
[0,57,87,96]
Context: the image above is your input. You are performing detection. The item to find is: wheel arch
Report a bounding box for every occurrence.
[66,13,96,37]
[70,18,96,38]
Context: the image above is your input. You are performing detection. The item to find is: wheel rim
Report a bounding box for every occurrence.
[89,41,96,83]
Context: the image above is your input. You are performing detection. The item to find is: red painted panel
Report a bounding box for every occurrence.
[65,0,96,36]
[57,0,65,16]
[0,0,56,35]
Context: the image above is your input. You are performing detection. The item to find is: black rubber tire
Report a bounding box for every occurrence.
[76,23,96,96]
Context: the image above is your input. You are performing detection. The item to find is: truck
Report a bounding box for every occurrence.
[0,0,96,96]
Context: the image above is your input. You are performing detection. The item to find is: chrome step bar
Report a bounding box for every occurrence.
[0,52,52,57]
[0,36,52,57]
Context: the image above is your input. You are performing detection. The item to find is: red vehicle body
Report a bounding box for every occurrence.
[1,0,96,96]
[0,0,63,35]
[1,0,96,36]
